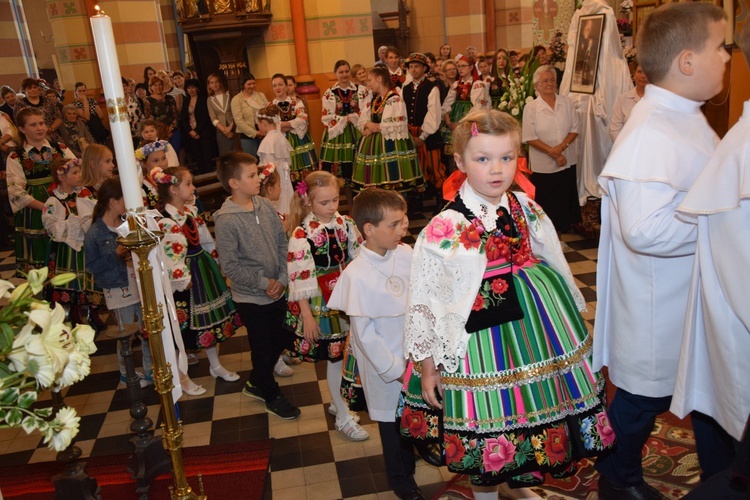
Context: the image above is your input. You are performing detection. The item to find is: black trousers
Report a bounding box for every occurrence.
[596,388,737,486]
[531,166,582,233]
[378,421,417,495]
[235,299,295,403]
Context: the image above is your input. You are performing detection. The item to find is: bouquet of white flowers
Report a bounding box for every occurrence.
[0,268,97,451]
[620,0,633,14]
[497,59,540,124]
[548,31,567,64]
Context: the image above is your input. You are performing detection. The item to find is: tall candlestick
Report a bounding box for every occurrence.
[89,8,142,211]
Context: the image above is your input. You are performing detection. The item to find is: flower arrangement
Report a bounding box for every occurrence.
[0,269,97,451]
[617,18,632,36]
[150,167,179,185]
[134,140,169,162]
[548,31,567,64]
[624,46,637,64]
[497,59,540,124]
[619,0,633,15]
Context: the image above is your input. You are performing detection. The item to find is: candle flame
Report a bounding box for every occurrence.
[94,4,105,15]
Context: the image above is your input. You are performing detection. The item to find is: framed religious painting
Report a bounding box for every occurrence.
[571,13,605,94]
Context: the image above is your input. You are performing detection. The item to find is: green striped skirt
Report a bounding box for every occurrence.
[397,261,613,487]
[320,122,360,167]
[341,335,366,411]
[286,131,319,182]
[47,242,100,306]
[15,180,52,275]
[351,132,424,193]
[441,100,473,151]
[174,246,239,350]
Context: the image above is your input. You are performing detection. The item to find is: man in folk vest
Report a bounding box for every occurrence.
[402,53,446,205]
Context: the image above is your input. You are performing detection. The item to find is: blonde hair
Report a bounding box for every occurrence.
[81,144,113,187]
[288,171,339,231]
[453,109,521,159]
[637,3,726,84]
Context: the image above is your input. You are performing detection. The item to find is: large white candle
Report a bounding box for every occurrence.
[90,8,142,211]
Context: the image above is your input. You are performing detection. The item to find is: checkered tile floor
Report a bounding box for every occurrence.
[0,198,599,499]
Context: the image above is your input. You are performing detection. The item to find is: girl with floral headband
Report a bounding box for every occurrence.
[256,104,294,216]
[155,165,241,392]
[286,171,370,442]
[7,108,76,274]
[397,110,612,498]
[135,140,170,210]
[42,157,100,322]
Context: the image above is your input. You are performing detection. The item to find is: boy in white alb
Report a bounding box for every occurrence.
[327,188,423,500]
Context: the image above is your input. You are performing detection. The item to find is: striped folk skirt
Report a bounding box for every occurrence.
[397,261,613,487]
[15,178,52,275]
[173,245,239,351]
[286,130,319,183]
[47,242,100,307]
[441,100,473,155]
[320,122,361,179]
[351,132,424,193]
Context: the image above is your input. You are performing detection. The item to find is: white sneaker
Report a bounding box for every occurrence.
[282,353,301,365]
[328,404,360,423]
[273,357,294,377]
[335,417,369,441]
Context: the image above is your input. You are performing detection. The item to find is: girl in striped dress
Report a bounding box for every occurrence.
[441,55,491,157]
[351,66,423,195]
[270,74,318,183]
[397,110,613,497]
[320,60,368,198]
[155,166,241,384]
[42,158,97,322]
[7,108,76,275]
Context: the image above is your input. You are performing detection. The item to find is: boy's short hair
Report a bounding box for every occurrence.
[216,152,258,193]
[386,46,400,58]
[351,188,407,233]
[637,2,726,84]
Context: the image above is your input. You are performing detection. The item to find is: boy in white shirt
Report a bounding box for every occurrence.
[328,189,423,500]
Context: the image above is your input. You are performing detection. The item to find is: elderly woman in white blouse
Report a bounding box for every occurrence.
[610,64,649,142]
[522,65,581,233]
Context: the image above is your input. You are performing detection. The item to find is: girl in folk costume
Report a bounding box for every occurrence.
[385,46,406,89]
[351,66,424,195]
[286,76,308,113]
[135,141,170,210]
[256,105,294,217]
[320,61,367,182]
[138,119,179,166]
[7,108,76,274]
[286,171,369,441]
[489,49,511,109]
[42,158,98,322]
[441,55,491,156]
[76,144,115,231]
[270,74,318,183]
[397,110,613,497]
[155,166,241,386]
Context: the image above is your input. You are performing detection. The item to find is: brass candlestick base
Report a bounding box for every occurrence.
[118,215,206,500]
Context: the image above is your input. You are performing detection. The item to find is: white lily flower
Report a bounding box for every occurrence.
[7,324,36,372]
[26,304,71,373]
[0,279,14,299]
[49,273,76,287]
[26,268,48,295]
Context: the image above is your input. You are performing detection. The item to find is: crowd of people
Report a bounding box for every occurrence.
[1,3,748,499]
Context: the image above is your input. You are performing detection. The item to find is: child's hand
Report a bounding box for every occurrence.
[116,245,130,260]
[302,311,320,342]
[265,279,284,300]
[420,357,443,410]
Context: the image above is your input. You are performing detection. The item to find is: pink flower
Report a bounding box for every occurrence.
[199,331,216,348]
[312,231,327,247]
[295,250,305,260]
[299,339,311,355]
[482,436,517,472]
[595,412,616,448]
[425,217,455,244]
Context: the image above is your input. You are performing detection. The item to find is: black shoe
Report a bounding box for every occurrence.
[598,475,663,500]
[265,395,301,420]
[241,382,264,402]
[396,488,426,500]
[414,441,444,467]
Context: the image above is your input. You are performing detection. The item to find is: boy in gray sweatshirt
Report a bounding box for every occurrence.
[213,152,300,420]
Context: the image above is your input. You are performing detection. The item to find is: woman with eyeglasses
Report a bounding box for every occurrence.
[522,65,581,235]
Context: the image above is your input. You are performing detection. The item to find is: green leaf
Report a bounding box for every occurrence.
[36,407,52,418]
[0,362,14,378]
[6,408,22,426]
[0,387,19,405]
[0,323,14,352]
[17,391,37,409]
[21,415,37,434]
